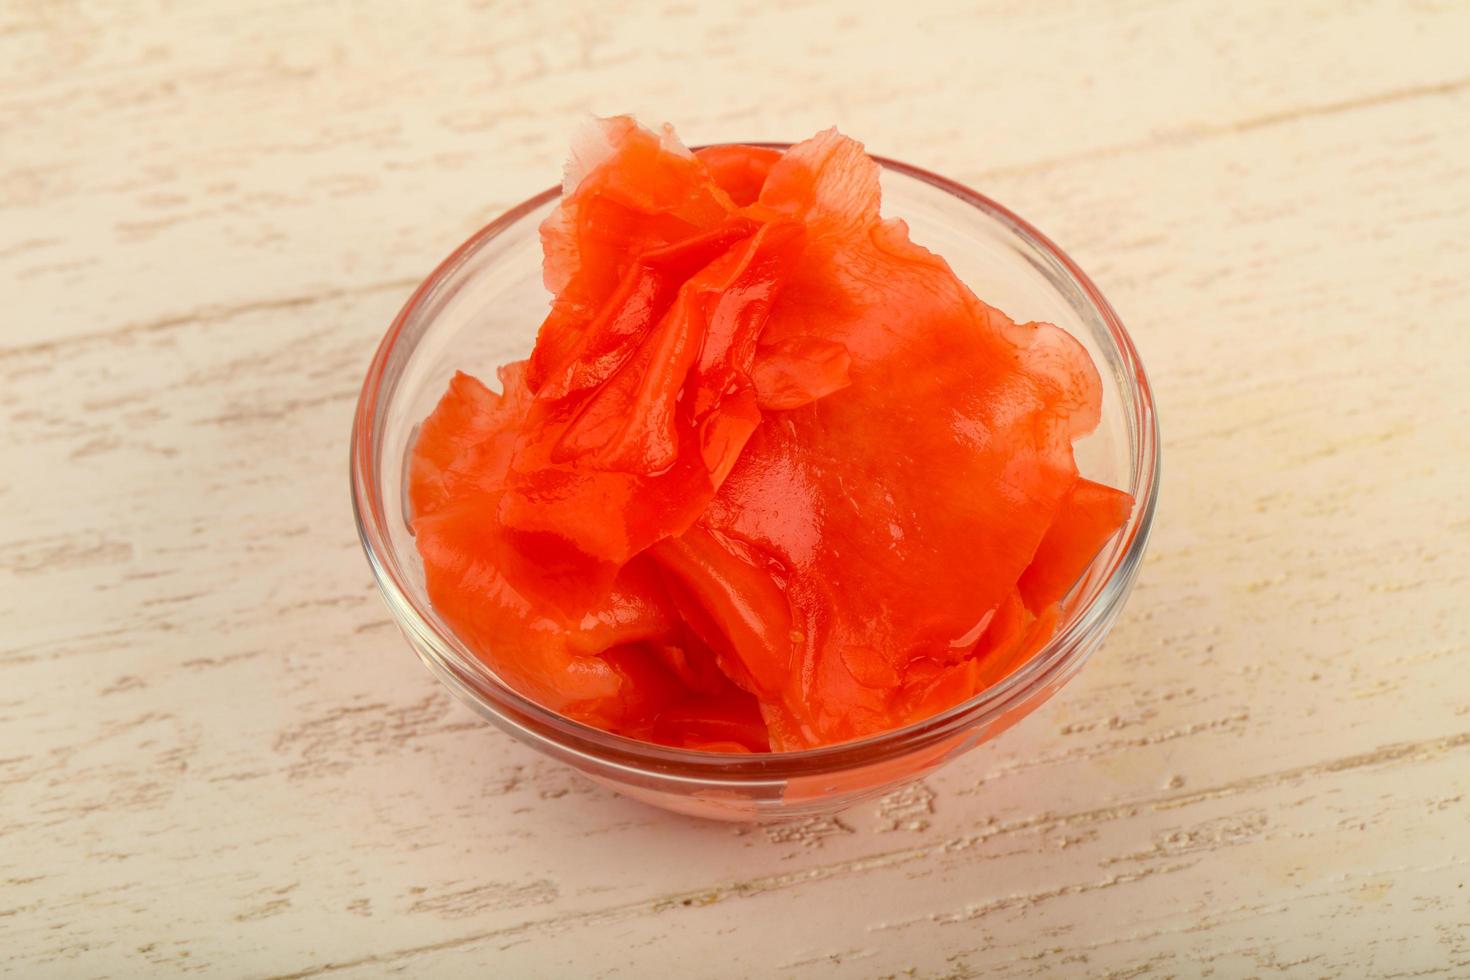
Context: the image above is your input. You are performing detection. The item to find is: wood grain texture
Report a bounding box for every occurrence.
[3,0,1467,976]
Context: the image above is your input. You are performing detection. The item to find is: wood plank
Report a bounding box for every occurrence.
[6,0,1470,348]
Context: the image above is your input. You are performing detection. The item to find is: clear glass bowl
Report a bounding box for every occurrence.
[351,148,1160,821]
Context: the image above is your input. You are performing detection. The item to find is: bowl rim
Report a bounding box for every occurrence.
[351,143,1161,781]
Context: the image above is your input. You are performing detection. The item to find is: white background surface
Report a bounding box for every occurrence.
[4,1,1468,976]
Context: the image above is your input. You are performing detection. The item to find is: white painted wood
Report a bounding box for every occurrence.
[3,1,1467,976]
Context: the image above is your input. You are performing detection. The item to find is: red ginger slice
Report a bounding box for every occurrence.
[532,117,739,393]
[499,218,807,595]
[1017,477,1134,612]
[409,365,768,736]
[408,365,532,520]
[408,366,680,728]
[751,336,853,411]
[654,129,1112,748]
[694,144,783,207]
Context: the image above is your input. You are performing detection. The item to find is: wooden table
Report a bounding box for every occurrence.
[5,2,1467,976]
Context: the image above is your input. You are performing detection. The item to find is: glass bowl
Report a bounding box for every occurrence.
[351,147,1160,822]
